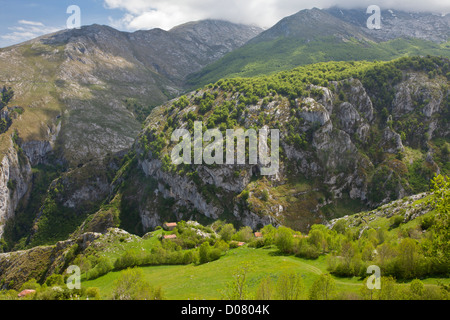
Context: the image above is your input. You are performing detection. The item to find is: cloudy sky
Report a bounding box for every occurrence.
[0,0,449,47]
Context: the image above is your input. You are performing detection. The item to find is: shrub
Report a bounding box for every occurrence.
[199,242,212,264]
[275,272,305,300]
[219,224,236,242]
[296,242,321,260]
[309,274,336,300]
[114,250,140,270]
[234,226,254,243]
[45,274,64,287]
[261,189,269,201]
[87,257,114,280]
[390,215,404,229]
[275,226,294,254]
[111,268,164,300]
[85,287,101,300]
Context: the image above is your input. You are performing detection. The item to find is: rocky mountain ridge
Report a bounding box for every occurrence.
[0,20,262,248]
[105,57,449,234]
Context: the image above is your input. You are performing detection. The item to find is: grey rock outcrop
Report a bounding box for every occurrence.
[0,139,32,238]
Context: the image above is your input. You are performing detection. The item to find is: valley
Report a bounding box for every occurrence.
[0,6,448,301]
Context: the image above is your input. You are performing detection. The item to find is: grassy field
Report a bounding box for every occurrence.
[83,245,447,300]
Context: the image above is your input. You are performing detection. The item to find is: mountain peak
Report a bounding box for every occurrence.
[168,19,262,46]
[250,7,371,43]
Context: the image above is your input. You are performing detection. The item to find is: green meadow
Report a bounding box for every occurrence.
[83,245,447,300]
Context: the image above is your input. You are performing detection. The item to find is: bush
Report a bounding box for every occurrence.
[85,287,101,300]
[111,268,164,300]
[209,248,222,262]
[219,224,236,242]
[275,227,294,254]
[275,272,305,300]
[114,250,140,270]
[87,257,114,280]
[233,226,254,243]
[309,274,336,300]
[296,242,321,260]
[248,238,265,248]
[261,190,269,201]
[199,242,211,264]
[420,215,435,231]
[390,215,404,229]
[45,274,64,287]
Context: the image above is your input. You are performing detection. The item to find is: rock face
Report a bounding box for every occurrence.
[119,64,448,233]
[0,21,262,167]
[0,20,262,244]
[0,139,32,238]
[326,8,450,43]
[0,231,102,290]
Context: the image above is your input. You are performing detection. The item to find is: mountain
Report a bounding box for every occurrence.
[325,7,450,43]
[0,9,448,250]
[0,20,262,247]
[0,21,262,166]
[0,7,448,300]
[80,56,448,237]
[1,178,447,295]
[187,8,450,87]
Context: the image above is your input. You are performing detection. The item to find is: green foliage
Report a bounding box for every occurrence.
[111,268,164,300]
[124,98,154,123]
[0,85,14,107]
[233,226,254,243]
[275,272,305,300]
[221,263,252,300]
[255,276,274,300]
[173,95,190,109]
[199,242,212,264]
[219,224,236,242]
[188,36,450,88]
[275,227,294,254]
[45,274,64,287]
[424,175,450,267]
[308,273,336,300]
[86,257,114,280]
[2,164,62,251]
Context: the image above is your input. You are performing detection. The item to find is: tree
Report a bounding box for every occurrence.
[308,228,327,253]
[85,287,101,300]
[45,274,65,287]
[219,224,236,242]
[275,272,305,300]
[397,238,420,279]
[19,278,40,291]
[377,276,399,300]
[111,268,164,300]
[75,255,92,278]
[309,274,336,300]
[408,279,425,300]
[426,175,449,264]
[275,226,294,254]
[234,226,254,243]
[332,219,347,234]
[222,263,252,300]
[199,242,212,264]
[255,276,274,300]
[260,224,277,245]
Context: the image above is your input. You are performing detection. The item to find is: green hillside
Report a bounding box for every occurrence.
[187,37,450,88]
[2,174,448,300]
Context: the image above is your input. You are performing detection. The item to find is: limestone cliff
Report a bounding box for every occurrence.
[0,138,32,239]
[113,59,448,234]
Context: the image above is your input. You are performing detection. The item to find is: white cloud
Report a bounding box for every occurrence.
[104,0,450,31]
[17,20,45,27]
[0,20,62,47]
